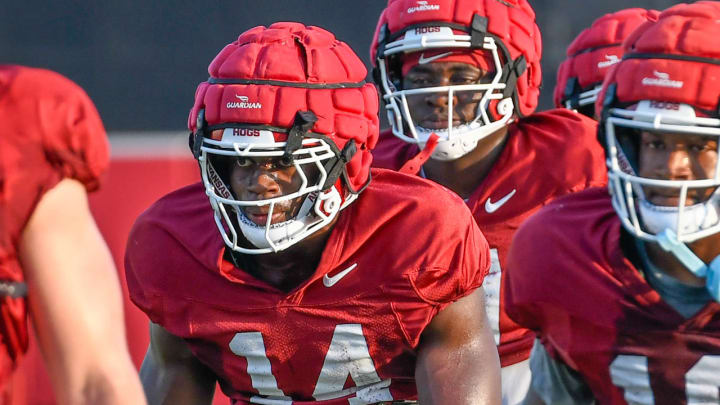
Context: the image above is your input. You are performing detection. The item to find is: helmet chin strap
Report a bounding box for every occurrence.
[399,133,439,175]
[656,228,720,302]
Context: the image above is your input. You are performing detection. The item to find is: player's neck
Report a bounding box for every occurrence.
[422,126,509,199]
[232,217,339,292]
[644,235,720,287]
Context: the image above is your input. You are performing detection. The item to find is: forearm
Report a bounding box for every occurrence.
[30,276,147,405]
[57,360,146,405]
[20,179,147,405]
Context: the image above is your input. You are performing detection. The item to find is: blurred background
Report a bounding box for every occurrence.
[2,0,681,131]
[1,1,680,404]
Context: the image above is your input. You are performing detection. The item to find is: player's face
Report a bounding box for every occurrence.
[402,62,487,129]
[638,130,718,206]
[228,156,320,225]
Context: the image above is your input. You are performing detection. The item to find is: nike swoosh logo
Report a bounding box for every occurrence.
[323,263,358,288]
[484,189,517,214]
[418,52,453,64]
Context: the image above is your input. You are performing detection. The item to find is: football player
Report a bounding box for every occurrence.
[369,1,607,403]
[554,8,659,118]
[0,66,146,404]
[126,23,501,404]
[504,2,720,404]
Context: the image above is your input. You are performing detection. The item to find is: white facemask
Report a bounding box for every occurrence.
[414,98,514,161]
[236,187,341,250]
[236,196,312,250]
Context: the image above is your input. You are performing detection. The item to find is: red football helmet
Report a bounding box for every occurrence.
[370,0,541,160]
[554,8,658,117]
[597,2,720,246]
[188,22,379,254]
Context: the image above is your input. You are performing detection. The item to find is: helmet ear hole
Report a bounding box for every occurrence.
[497,98,514,117]
[320,189,341,215]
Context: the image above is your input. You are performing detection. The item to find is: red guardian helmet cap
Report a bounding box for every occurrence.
[597,1,720,245]
[188,22,379,254]
[370,0,541,161]
[554,8,659,117]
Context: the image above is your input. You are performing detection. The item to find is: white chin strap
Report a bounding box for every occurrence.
[236,187,341,251]
[639,194,720,302]
[638,197,720,236]
[656,228,720,302]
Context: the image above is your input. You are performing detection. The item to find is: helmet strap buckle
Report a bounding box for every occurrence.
[502,55,527,98]
[321,141,356,190]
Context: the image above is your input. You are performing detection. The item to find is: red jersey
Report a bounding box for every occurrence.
[126,169,491,404]
[0,66,107,381]
[372,109,608,367]
[505,187,720,405]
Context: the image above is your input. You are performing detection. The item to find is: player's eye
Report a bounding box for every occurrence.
[406,76,433,88]
[278,156,294,168]
[689,139,717,153]
[643,139,665,150]
[235,157,254,167]
[450,74,479,85]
